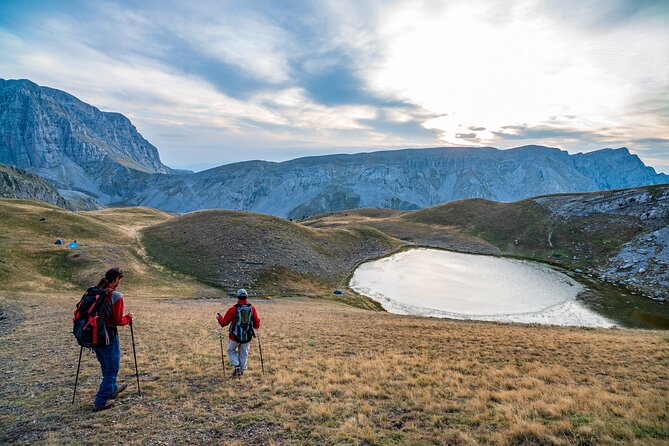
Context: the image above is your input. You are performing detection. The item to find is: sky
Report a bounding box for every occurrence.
[1,0,668,172]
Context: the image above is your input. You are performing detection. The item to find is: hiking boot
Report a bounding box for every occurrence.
[232,366,241,377]
[111,383,128,399]
[92,400,114,412]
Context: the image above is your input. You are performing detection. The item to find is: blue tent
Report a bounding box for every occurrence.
[54,239,63,245]
[333,289,343,295]
[66,241,79,249]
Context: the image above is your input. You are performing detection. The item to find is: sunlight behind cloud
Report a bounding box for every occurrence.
[368,0,668,147]
[0,0,667,171]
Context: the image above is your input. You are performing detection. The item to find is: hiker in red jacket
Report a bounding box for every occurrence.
[92,267,132,411]
[216,289,260,376]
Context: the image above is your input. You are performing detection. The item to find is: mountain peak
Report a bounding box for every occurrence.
[0,78,172,186]
[1,79,667,215]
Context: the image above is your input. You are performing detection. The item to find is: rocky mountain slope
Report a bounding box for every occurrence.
[533,186,669,300]
[2,79,667,217]
[127,146,669,218]
[0,79,171,205]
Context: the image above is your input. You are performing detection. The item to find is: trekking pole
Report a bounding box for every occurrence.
[72,345,83,404]
[217,321,226,369]
[257,331,265,376]
[129,321,141,395]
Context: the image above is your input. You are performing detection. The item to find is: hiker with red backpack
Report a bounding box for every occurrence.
[216,289,260,377]
[72,267,133,411]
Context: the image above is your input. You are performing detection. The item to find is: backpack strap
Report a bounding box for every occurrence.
[102,288,115,321]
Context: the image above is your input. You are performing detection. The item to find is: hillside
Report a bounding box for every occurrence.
[133,185,669,327]
[0,199,214,297]
[1,197,668,445]
[141,209,401,307]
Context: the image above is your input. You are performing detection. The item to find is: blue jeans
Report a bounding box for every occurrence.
[93,335,120,407]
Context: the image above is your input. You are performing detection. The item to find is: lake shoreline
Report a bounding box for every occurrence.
[350,247,669,329]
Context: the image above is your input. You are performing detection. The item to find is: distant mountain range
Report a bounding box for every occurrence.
[1,78,668,216]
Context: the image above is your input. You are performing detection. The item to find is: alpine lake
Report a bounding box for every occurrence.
[350,248,669,330]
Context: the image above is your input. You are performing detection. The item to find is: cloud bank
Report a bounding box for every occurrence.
[1,0,668,172]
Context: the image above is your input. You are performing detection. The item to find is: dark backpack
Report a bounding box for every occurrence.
[73,287,112,348]
[230,304,255,344]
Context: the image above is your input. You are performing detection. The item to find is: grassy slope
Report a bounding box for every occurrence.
[305,191,655,274]
[1,294,668,445]
[0,198,216,297]
[1,198,668,444]
[141,209,402,307]
[404,197,649,268]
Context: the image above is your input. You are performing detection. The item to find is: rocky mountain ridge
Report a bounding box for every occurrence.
[1,78,668,218]
[126,146,669,217]
[0,78,172,204]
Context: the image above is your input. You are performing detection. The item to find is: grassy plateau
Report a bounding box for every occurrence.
[1,197,668,445]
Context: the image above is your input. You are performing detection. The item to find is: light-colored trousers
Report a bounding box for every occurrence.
[227,339,251,369]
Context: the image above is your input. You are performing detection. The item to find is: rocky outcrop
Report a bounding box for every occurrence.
[0,163,66,208]
[535,185,669,301]
[603,227,669,301]
[535,186,669,220]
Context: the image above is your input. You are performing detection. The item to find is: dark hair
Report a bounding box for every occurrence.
[96,267,124,288]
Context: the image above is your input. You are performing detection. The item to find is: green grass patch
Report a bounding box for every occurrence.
[632,424,669,439]
[571,415,591,427]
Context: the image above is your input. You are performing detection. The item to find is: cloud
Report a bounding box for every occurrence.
[298,62,390,106]
[0,0,667,173]
[455,133,477,139]
[492,125,596,141]
[365,0,669,146]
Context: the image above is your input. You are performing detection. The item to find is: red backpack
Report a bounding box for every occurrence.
[73,288,112,348]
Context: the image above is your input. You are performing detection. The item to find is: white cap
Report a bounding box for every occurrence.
[237,288,248,298]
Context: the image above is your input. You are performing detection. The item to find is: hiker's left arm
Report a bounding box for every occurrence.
[219,306,235,327]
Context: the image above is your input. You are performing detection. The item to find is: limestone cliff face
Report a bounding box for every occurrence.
[129,146,669,218]
[0,79,172,191]
[1,79,668,217]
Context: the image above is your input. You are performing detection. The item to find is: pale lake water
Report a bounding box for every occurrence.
[349,248,616,328]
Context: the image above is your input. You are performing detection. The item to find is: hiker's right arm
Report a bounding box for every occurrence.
[217,306,235,327]
[251,306,260,330]
[111,294,132,326]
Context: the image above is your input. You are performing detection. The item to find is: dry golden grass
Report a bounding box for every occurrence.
[1,290,668,445]
[0,199,217,297]
[1,198,668,444]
